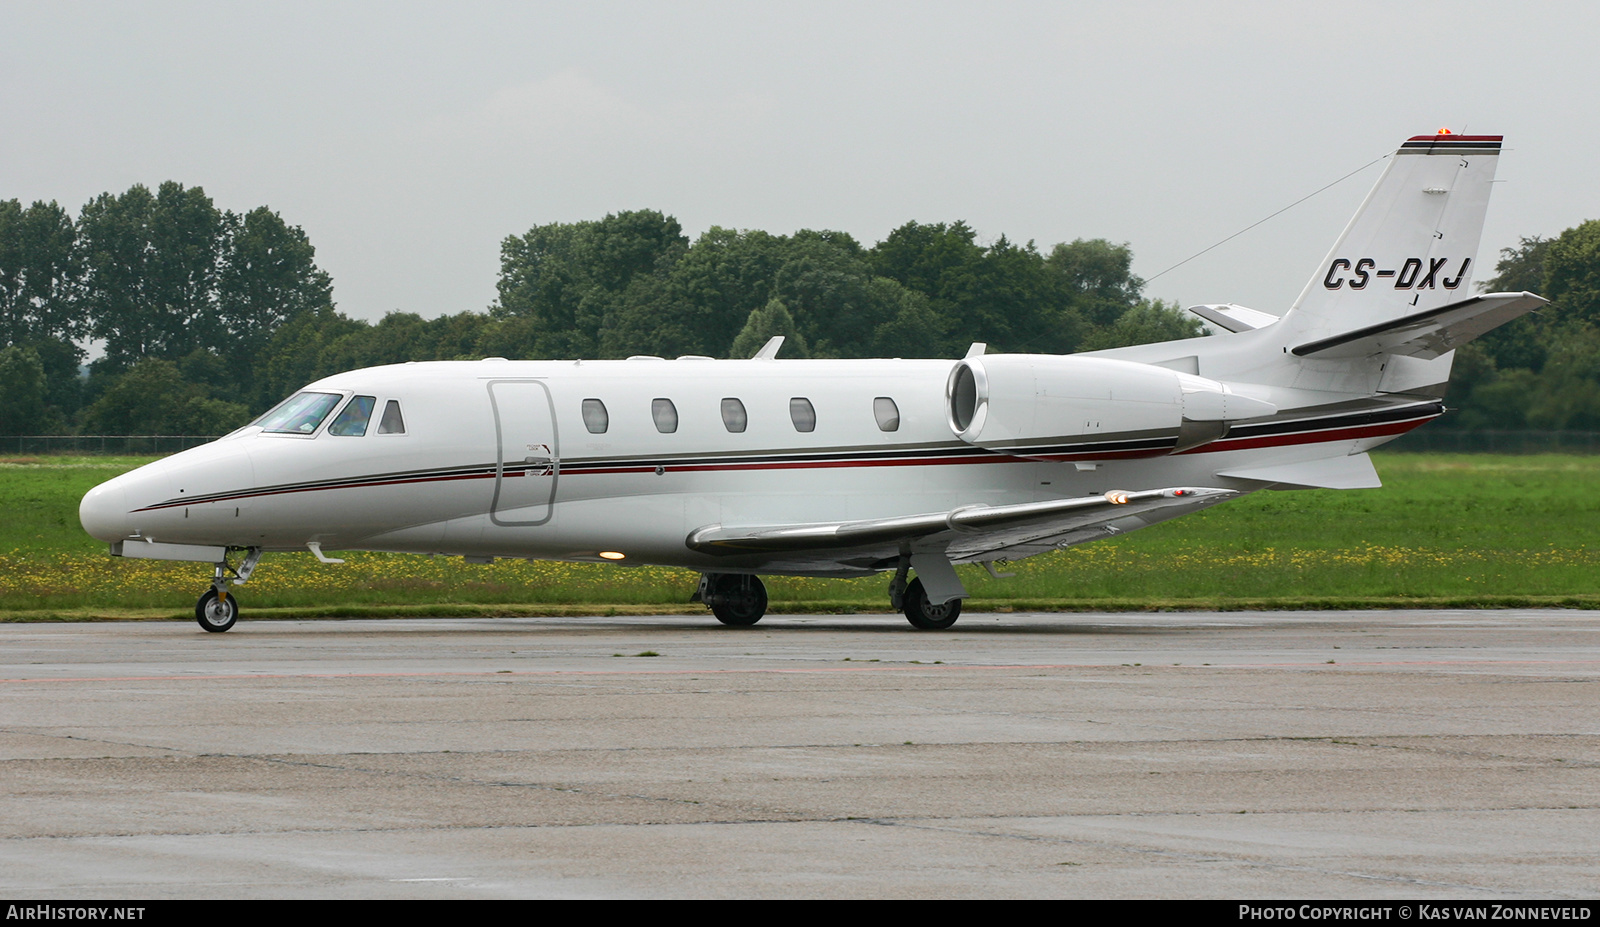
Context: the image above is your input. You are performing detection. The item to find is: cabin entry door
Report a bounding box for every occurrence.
[488,380,559,527]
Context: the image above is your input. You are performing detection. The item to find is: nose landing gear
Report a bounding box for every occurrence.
[197,547,262,633]
[196,588,239,632]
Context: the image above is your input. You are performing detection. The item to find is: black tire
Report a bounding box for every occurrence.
[196,589,239,632]
[903,577,961,630]
[709,574,767,626]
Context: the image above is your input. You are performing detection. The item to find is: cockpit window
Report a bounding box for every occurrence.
[377,400,406,435]
[254,392,344,435]
[328,396,377,436]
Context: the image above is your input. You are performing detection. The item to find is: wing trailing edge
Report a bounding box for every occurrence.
[686,487,1237,556]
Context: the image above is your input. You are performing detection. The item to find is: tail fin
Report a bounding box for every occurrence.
[1281,133,1501,344]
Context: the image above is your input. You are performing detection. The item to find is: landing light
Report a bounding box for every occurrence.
[599,551,626,560]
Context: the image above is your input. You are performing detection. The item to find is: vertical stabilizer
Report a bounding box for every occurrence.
[1281,134,1501,345]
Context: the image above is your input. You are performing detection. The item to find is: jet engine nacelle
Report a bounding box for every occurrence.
[945,354,1276,455]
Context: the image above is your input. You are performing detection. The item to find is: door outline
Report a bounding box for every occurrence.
[488,380,560,527]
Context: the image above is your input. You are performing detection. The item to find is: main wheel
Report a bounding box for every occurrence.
[709,574,767,626]
[196,589,239,633]
[903,577,961,630]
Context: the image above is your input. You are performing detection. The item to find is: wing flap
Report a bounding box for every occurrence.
[686,487,1237,556]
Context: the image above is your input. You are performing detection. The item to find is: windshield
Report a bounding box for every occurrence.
[253,391,344,435]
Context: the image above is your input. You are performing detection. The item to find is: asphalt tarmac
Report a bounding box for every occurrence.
[2,609,1597,899]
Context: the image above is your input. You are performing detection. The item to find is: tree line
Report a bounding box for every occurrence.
[1,182,1597,436]
[1450,223,1600,430]
[0,183,331,435]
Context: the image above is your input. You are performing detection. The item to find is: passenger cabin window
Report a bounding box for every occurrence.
[581,398,609,434]
[652,398,678,434]
[327,396,377,436]
[255,391,343,435]
[721,398,747,433]
[789,397,816,433]
[377,400,406,435]
[873,397,900,432]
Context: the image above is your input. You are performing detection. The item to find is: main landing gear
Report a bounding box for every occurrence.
[900,576,962,630]
[698,573,768,626]
[196,547,263,633]
[697,563,965,631]
[887,559,963,630]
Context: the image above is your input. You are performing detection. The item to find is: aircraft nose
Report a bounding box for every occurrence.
[79,479,131,543]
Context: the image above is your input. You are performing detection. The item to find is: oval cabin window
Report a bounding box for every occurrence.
[582,398,609,434]
[652,398,678,434]
[721,398,747,433]
[873,397,900,432]
[790,397,816,433]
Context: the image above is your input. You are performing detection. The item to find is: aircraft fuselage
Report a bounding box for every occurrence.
[80,354,1439,577]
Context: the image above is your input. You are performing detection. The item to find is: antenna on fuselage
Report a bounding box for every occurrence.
[752,336,785,360]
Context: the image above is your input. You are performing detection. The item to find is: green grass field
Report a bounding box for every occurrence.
[2,453,1596,619]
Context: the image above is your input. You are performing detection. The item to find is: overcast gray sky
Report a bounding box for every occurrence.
[5,1,1597,330]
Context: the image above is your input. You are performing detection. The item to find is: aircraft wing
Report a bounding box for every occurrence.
[1291,291,1547,360]
[686,486,1238,568]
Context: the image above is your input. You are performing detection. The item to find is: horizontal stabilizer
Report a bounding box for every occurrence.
[687,487,1236,555]
[1217,452,1381,489]
[1292,292,1547,360]
[1188,303,1281,333]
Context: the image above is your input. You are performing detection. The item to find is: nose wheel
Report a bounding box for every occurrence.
[196,547,262,633]
[196,589,239,632]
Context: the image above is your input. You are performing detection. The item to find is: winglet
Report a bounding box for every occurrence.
[752,336,785,360]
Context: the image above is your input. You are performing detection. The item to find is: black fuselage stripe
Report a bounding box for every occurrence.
[1225,401,1443,438]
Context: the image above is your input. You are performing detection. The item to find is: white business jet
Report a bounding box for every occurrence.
[80,131,1546,632]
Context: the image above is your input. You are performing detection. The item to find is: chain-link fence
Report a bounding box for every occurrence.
[1379,430,1600,453]
[1,435,223,456]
